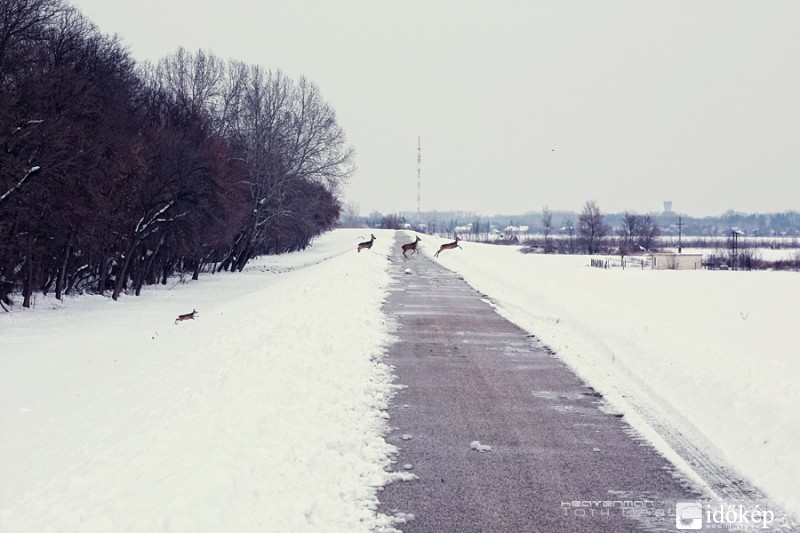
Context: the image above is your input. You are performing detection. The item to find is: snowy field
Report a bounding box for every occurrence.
[421,235,800,521]
[2,227,798,531]
[1,229,403,533]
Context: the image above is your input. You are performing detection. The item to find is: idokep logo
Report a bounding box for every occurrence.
[676,502,703,530]
[676,501,778,530]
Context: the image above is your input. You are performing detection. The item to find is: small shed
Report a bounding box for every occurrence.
[650,253,703,270]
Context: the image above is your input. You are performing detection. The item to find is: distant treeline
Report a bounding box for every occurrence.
[1,0,353,308]
[368,209,800,238]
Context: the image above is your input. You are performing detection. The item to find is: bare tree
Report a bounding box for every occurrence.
[380,213,405,230]
[559,217,576,254]
[618,211,640,258]
[339,202,362,228]
[541,205,554,253]
[285,76,355,189]
[471,217,481,240]
[217,64,297,271]
[141,47,227,132]
[0,0,62,76]
[214,64,355,271]
[638,213,659,251]
[578,200,610,255]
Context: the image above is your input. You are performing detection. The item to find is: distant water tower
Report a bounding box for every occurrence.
[663,201,673,214]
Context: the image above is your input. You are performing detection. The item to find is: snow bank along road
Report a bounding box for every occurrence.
[378,232,793,533]
[0,229,399,533]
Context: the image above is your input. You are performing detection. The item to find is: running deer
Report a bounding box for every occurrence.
[357,234,376,252]
[434,236,461,258]
[401,235,421,258]
[174,309,198,324]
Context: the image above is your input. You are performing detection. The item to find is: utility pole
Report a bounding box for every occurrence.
[416,137,421,230]
[731,227,743,270]
[677,216,683,253]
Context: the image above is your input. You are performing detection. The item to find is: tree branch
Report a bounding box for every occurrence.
[0,166,41,205]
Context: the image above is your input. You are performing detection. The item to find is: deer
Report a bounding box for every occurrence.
[401,235,421,258]
[357,234,376,252]
[174,309,198,324]
[434,236,461,258]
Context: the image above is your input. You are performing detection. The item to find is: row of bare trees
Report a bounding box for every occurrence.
[578,201,659,256]
[0,0,353,308]
[526,201,659,256]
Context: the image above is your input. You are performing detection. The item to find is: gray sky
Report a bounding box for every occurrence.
[70,0,800,217]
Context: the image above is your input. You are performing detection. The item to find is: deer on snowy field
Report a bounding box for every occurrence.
[434,236,461,258]
[174,309,198,324]
[401,235,421,258]
[357,234,376,252]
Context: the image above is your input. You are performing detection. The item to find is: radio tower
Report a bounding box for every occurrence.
[416,137,421,229]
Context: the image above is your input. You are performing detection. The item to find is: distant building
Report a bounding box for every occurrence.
[663,201,673,214]
[503,225,529,235]
[650,252,702,270]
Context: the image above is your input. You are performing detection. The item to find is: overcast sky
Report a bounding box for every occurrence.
[70,0,800,217]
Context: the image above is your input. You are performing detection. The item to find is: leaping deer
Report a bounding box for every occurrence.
[401,235,421,258]
[174,309,197,324]
[357,234,376,252]
[434,236,461,258]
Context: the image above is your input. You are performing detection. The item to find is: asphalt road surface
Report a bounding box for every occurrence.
[379,232,704,533]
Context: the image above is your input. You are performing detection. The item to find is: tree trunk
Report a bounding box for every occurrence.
[133,256,146,296]
[136,241,164,295]
[55,233,73,301]
[234,245,253,272]
[97,255,109,295]
[112,247,135,301]
[161,263,170,284]
[22,256,33,308]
